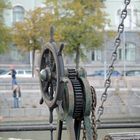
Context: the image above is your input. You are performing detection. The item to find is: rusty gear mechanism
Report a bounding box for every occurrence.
[39,42,96,140]
[39,0,131,139]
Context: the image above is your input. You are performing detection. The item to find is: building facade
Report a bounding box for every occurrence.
[1,0,140,74]
[80,0,140,74]
[0,0,44,67]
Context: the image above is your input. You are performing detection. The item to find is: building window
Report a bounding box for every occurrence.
[118,42,136,61]
[125,43,136,61]
[13,6,25,23]
[118,48,122,60]
[133,9,140,28]
[91,50,101,61]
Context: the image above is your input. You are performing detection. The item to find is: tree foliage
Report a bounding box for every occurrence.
[14,8,46,51]
[13,0,108,71]
[13,7,58,76]
[45,0,108,68]
[13,7,61,50]
[0,0,11,53]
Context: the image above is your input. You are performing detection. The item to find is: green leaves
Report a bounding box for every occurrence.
[57,1,106,49]
[13,7,61,52]
[44,0,108,68]
[0,0,11,54]
[13,0,108,68]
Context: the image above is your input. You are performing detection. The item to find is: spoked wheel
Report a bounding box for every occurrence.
[39,42,64,109]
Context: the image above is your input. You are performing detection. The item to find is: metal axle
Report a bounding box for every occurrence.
[0,122,140,132]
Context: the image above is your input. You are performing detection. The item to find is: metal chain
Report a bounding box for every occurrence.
[91,86,97,140]
[82,121,87,140]
[82,86,97,140]
[96,0,131,125]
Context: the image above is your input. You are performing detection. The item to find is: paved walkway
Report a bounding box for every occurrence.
[0,78,47,123]
[0,77,140,123]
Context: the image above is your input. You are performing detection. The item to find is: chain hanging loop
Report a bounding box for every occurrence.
[96,0,131,125]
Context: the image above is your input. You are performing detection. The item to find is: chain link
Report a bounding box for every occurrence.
[82,86,97,140]
[82,121,87,140]
[91,86,97,140]
[96,0,131,124]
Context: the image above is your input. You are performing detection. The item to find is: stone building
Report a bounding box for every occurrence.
[78,0,140,74]
[0,0,44,67]
[1,0,140,74]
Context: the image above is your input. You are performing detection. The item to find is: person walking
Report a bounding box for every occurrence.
[11,68,21,108]
[11,68,17,88]
[12,84,21,108]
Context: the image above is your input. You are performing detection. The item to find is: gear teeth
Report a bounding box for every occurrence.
[68,69,77,79]
[68,69,84,119]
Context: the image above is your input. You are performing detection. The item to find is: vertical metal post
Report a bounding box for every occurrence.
[49,109,54,140]
[66,116,76,140]
[56,120,63,140]
[50,26,55,43]
[104,33,107,80]
[50,123,54,140]
[123,29,126,76]
[84,116,93,140]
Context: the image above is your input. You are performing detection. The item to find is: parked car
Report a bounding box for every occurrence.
[0,69,32,78]
[111,70,121,76]
[88,70,121,77]
[0,68,8,75]
[122,70,140,76]
[91,70,105,77]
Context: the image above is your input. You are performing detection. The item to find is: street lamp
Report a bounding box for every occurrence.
[123,29,126,76]
[29,39,33,69]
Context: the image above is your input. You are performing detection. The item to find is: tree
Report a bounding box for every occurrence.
[45,0,108,69]
[13,0,108,75]
[13,8,57,77]
[0,0,11,54]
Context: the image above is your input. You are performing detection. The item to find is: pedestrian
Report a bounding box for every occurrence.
[11,68,17,89]
[11,68,21,108]
[12,84,21,108]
